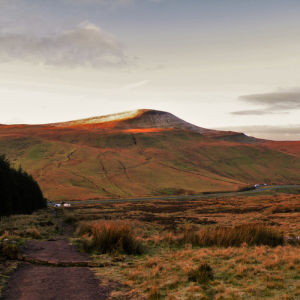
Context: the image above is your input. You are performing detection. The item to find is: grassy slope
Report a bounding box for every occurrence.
[0,126,300,201]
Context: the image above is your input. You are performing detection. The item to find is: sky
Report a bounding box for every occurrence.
[0,0,300,141]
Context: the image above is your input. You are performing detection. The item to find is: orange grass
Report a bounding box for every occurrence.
[75,220,144,255]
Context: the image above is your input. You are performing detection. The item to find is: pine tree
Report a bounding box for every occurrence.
[0,154,46,217]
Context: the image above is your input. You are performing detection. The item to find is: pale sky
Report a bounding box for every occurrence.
[0,0,300,140]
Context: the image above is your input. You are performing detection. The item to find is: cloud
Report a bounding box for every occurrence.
[213,125,300,141]
[63,0,163,7]
[231,88,300,116]
[120,80,149,90]
[0,21,127,68]
[231,110,275,116]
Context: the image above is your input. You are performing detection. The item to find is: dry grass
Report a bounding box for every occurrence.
[2,191,300,299]
[268,204,300,214]
[25,228,41,239]
[68,192,300,299]
[75,220,144,255]
[187,262,214,284]
[0,242,20,259]
[63,213,78,225]
[0,209,58,239]
[182,223,284,247]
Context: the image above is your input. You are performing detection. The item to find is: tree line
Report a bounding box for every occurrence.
[0,154,47,217]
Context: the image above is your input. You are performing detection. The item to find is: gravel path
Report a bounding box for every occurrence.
[1,218,123,300]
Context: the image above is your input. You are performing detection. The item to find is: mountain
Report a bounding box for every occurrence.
[0,109,299,201]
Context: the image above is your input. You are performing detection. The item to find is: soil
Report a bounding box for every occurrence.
[22,239,92,263]
[1,265,118,300]
[1,216,127,300]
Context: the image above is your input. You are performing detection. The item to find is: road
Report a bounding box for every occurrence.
[47,185,300,206]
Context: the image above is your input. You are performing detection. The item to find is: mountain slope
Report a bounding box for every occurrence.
[0,109,299,201]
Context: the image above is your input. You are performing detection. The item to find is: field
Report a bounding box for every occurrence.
[2,188,300,299]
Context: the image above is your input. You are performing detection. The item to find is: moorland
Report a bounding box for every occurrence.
[1,188,300,299]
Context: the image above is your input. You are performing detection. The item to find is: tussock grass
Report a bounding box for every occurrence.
[25,228,41,239]
[69,195,300,299]
[268,204,300,214]
[148,285,159,300]
[0,231,20,242]
[79,214,102,221]
[0,243,20,259]
[187,262,214,284]
[76,220,144,255]
[75,221,94,237]
[182,223,284,247]
[63,214,78,225]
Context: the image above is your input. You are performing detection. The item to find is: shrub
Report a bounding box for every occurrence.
[0,242,20,259]
[25,228,41,239]
[76,220,144,255]
[187,262,214,284]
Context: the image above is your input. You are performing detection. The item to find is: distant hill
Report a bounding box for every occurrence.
[0,109,299,201]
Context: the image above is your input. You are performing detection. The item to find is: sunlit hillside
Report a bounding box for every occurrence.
[0,110,299,201]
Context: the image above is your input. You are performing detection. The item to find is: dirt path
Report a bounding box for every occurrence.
[1,265,117,300]
[1,217,123,300]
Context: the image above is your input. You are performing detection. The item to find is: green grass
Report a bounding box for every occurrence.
[2,125,300,201]
[28,142,52,160]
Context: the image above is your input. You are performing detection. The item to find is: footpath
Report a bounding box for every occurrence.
[1,221,123,300]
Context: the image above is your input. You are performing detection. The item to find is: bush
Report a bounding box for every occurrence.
[182,223,284,247]
[76,220,144,255]
[187,262,214,284]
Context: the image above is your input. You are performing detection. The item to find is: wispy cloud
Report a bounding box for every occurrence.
[120,80,149,90]
[231,87,300,116]
[0,21,127,68]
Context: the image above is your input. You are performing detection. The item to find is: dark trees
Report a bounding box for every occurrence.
[0,154,46,217]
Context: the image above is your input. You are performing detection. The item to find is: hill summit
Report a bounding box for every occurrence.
[53,109,213,134]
